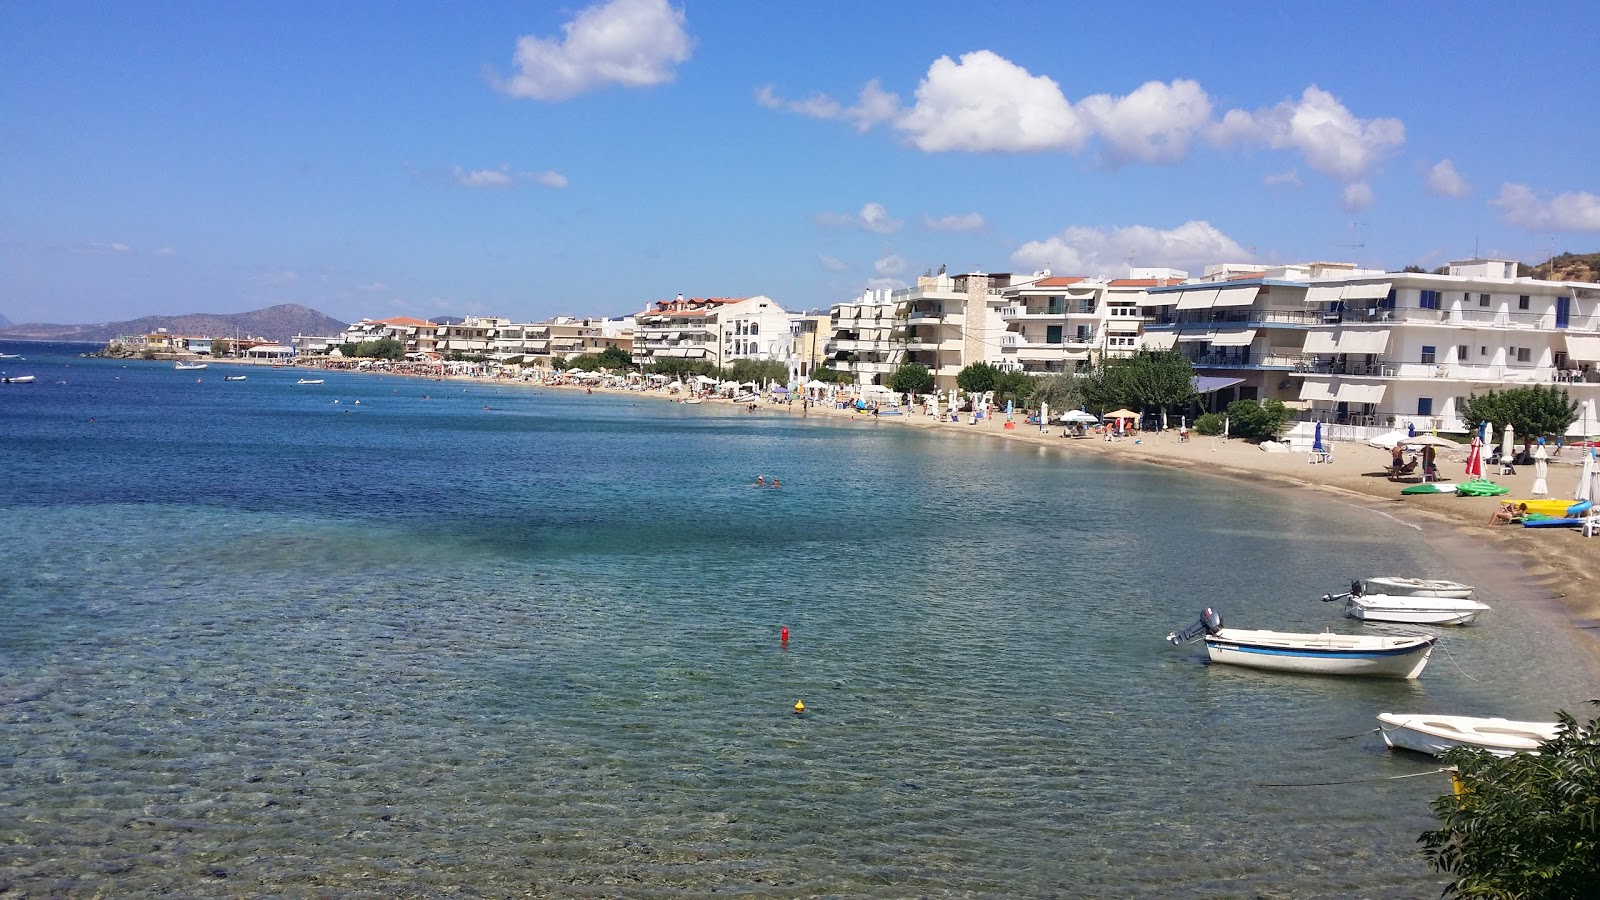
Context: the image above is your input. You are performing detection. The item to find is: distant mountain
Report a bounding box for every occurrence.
[0,303,349,344]
[1529,252,1600,283]
[0,312,11,328]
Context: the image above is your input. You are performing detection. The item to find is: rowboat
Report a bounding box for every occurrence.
[1167,609,1436,679]
[1344,593,1489,626]
[2,374,36,384]
[296,378,324,385]
[1376,713,1561,757]
[174,361,207,370]
[224,375,247,381]
[1361,576,1474,599]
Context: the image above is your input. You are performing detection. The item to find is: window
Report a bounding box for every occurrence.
[1516,347,1531,363]
[1046,325,1063,344]
[750,323,759,335]
[1481,346,1488,356]
[1555,350,1569,368]
[1417,397,1433,416]
[1419,290,1440,309]
[1518,295,1530,310]
[1478,293,1490,307]
[1421,345,1436,364]
[1457,345,1469,360]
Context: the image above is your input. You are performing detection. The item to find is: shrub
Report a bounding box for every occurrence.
[1194,412,1225,436]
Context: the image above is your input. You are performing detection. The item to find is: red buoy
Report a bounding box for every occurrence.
[781,626,789,645]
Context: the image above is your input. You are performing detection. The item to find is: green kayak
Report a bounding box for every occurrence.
[1456,479,1509,497]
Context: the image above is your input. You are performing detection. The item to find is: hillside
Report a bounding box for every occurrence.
[0,303,348,344]
[1529,252,1600,283]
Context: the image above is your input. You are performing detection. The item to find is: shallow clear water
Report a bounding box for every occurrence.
[2,346,1596,896]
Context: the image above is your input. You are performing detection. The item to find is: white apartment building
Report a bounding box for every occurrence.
[826,289,907,386]
[632,295,793,370]
[996,270,1183,374]
[1142,258,1600,435]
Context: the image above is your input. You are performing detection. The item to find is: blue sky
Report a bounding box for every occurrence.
[3,0,1597,327]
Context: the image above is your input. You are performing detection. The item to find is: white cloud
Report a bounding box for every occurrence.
[756,80,900,134]
[817,254,847,272]
[533,170,569,189]
[865,276,907,291]
[924,212,985,232]
[1077,79,1213,165]
[1342,182,1375,212]
[817,202,903,234]
[452,166,514,188]
[493,0,693,102]
[1426,159,1470,197]
[874,254,910,276]
[1011,220,1248,276]
[155,246,176,256]
[1492,183,1600,231]
[1263,169,1302,188]
[1209,86,1403,180]
[896,50,1089,153]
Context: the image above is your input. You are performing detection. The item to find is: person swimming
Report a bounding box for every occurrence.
[754,475,765,486]
[770,478,781,488]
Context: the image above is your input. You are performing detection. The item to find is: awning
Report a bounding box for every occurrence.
[1339,383,1388,404]
[1176,330,1213,342]
[1338,329,1391,355]
[1212,286,1260,307]
[1141,292,1182,307]
[1341,281,1392,300]
[1564,334,1600,362]
[1142,332,1178,350]
[1105,319,1142,332]
[1175,288,1219,310]
[1194,376,1245,394]
[1208,328,1257,347]
[1299,379,1338,402]
[1305,285,1344,304]
[1302,331,1339,354]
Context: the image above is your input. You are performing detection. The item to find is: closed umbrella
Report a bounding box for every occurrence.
[1502,423,1515,472]
[1577,448,1598,504]
[1463,432,1484,480]
[1312,421,1325,453]
[1531,441,1549,498]
[1407,421,1416,438]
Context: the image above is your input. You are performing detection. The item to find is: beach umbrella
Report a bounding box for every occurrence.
[1502,423,1515,472]
[1531,441,1549,497]
[1312,421,1325,453]
[1576,448,1597,504]
[1104,408,1138,420]
[1463,431,1484,480]
[1402,434,1456,448]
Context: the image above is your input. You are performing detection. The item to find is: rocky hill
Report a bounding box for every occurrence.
[1529,252,1600,283]
[0,303,349,344]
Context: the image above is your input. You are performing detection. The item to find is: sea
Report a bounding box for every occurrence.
[2,341,1597,898]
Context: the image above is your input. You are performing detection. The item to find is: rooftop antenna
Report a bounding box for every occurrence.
[1338,223,1366,261]
[1126,251,1136,278]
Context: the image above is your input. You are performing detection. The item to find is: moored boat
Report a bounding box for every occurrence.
[174,361,208,370]
[1376,713,1561,757]
[2,374,36,384]
[1322,581,1489,625]
[1168,608,1435,679]
[296,378,324,385]
[1361,576,1474,599]
[224,375,247,381]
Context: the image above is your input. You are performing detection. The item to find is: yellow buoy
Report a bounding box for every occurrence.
[793,700,805,714]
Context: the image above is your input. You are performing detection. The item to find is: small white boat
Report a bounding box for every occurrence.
[1169,609,1435,679]
[0,353,22,359]
[1377,713,1561,758]
[1323,582,1489,625]
[1345,593,1489,626]
[2,374,36,384]
[1361,576,1474,599]
[296,378,325,385]
[174,361,208,371]
[224,375,247,381]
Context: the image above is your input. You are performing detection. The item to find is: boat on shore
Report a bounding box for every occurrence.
[224,375,247,381]
[296,378,324,385]
[1516,498,1592,518]
[2,374,36,384]
[174,361,207,371]
[1376,713,1561,757]
[1168,608,1436,678]
[1322,581,1489,625]
[1361,576,1474,599]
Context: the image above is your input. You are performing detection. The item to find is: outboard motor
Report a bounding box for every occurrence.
[1167,608,1224,645]
[1322,580,1364,603]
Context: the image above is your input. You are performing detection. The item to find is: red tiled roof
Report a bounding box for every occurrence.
[1034,276,1087,287]
[1109,279,1163,287]
[378,316,435,327]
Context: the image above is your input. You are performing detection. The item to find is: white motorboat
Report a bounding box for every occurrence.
[296,378,324,385]
[224,375,247,381]
[1168,608,1435,679]
[1322,581,1489,625]
[1377,713,1561,758]
[1362,576,1474,599]
[2,374,36,384]
[1345,593,1489,626]
[174,361,208,371]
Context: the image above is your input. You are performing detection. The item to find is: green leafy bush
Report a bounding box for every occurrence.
[1194,412,1224,436]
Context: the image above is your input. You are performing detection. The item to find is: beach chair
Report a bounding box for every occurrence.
[1386,460,1417,481]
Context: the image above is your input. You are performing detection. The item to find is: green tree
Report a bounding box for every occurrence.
[1030,373,1084,412]
[727,358,789,385]
[1194,412,1225,436]
[886,362,935,396]
[1223,398,1291,442]
[211,339,232,357]
[956,361,1002,395]
[596,345,632,370]
[550,356,568,371]
[348,337,405,360]
[811,366,854,385]
[1421,703,1600,899]
[646,357,720,380]
[568,354,603,372]
[1460,385,1578,440]
[993,369,1037,405]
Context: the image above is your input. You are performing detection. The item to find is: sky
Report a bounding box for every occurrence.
[3,0,1598,327]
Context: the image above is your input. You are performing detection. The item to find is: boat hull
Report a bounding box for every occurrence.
[1203,628,1435,678]
[1377,713,1560,758]
[1362,577,1474,599]
[1346,595,1489,626]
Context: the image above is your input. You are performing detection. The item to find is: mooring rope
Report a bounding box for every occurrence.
[1256,767,1453,788]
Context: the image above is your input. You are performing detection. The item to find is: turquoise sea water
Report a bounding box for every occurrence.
[2,344,1597,897]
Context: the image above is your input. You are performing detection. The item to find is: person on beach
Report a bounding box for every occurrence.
[1489,502,1527,526]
